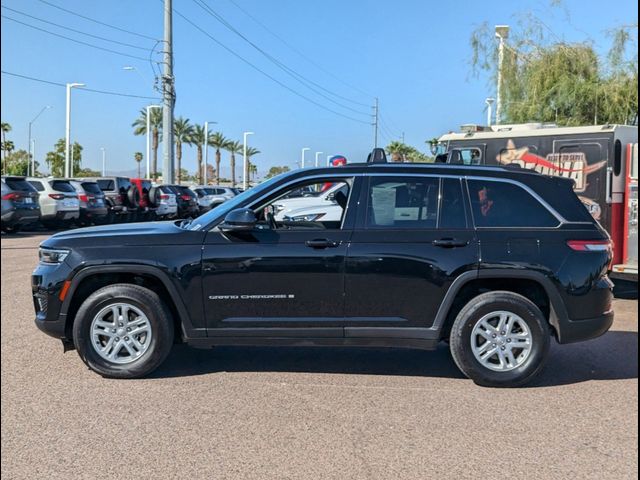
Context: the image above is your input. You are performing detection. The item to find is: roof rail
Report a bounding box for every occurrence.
[367,148,387,163]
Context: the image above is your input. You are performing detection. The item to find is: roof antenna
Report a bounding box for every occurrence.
[367,148,387,163]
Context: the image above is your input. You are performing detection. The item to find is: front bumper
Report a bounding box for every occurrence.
[32,261,72,340]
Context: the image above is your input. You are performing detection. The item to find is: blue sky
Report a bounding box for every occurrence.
[1,0,637,178]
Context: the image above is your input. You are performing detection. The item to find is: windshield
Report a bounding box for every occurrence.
[187,174,286,231]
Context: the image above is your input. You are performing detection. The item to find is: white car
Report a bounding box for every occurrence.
[189,186,228,212]
[273,183,348,221]
[283,204,344,223]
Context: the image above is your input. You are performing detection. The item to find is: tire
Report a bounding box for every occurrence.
[449,291,550,387]
[73,284,174,378]
[148,186,160,208]
[2,224,21,234]
[126,186,140,209]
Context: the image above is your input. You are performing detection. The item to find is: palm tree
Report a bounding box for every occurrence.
[1,122,11,173]
[386,141,410,163]
[132,109,162,178]
[245,147,261,184]
[208,132,230,185]
[173,117,194,183]
[134,152,143,178]
[225,140,243,187]
[190,124,207,184]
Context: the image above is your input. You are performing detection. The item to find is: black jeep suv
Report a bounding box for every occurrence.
[32,157,614,386]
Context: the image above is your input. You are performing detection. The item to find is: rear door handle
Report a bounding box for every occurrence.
[306,239,340,249]
[432,238,469,248]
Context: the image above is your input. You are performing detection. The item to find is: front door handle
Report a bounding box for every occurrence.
[306,239,340,249]
[432,238,469,248]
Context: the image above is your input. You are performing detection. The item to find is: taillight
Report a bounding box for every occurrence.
[567,240,612,252]
[160,194,169,200]
[181,194,190,201]
[79,194,88,202]
[2,192,21,200]
[49,194,65,200]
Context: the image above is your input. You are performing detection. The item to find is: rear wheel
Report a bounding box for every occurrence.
[449,291,550,387]
[1,224,21,234]
[73,284,174,378]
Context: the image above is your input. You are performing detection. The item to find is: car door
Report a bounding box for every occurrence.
[201,176,360,336]
[344,175,479,339]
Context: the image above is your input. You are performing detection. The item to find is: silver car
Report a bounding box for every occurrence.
[189,186,228,212]
[155,185,178,219]
[27,177,80,227]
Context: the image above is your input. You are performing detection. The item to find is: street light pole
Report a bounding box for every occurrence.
[28,105,51,176]
[495,25,509,125]
[301,147,310,168]
[31,140,35,176]
[315,152,323,168]
[100,147,106,175]
[65,83,85,178]
[146,105,162,178]
[485,97,495,127]
[326,154,332,167]
[243,131,254,190]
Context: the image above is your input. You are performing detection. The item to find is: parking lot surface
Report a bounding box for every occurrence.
[1,232,638,480]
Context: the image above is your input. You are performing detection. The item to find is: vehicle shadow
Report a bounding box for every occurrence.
[613,279,638,300]
[151,330,638,387]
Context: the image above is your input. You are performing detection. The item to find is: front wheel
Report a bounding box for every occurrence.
[449,291,550,387]
[73,284,174,378]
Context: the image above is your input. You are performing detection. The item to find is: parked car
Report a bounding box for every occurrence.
[208,186,240,199]
[272,182,348,221]
[154,185,178,219]
[68,180,108,226]
[33,155,614,385]
[129,178,158,222]
[167,185,199,218]
[83,177,138,223]
[1,176,40,233]
[189,186,227,213]
[27,177,79,228]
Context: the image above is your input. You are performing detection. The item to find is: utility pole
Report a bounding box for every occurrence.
[30,140,35,176]
[401,132,405,144]
[101,147,106,175]
[162,0,175,184]
[373,97,379,148]
[495,25,510,125]
[203,121,217,184]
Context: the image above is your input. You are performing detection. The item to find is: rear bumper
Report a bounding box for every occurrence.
[1,207,40,225]
[556,310,614,344]
[41,210,79,222]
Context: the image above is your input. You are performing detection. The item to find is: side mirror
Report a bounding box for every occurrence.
[220,208,257,232]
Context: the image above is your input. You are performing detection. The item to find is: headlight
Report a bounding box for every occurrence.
[289,213,326,222]
[39,248,70,264]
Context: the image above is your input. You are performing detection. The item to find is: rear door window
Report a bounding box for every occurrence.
[467,179,560,228]
[366,177,439,228]
[50,180,76,193]
[81,182,102,194]
[29,181,45,192]
[97,180,115,191]
[5,178,36,191]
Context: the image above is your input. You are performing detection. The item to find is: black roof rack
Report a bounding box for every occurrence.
[366,148,387,163]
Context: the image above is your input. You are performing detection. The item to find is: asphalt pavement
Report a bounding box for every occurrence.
[1,232,637,480]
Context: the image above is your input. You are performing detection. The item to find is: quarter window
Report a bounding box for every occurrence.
[468,180,559,228]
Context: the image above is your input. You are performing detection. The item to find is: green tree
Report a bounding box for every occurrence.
[46,139,82,177]
[75,167,101,177]
[4,149,33,176]
[470,15,638,125]
[1,122,11,173]
[264,165,290,179]
[132,108,162,178]
[386,141,411,162]
[134,152,144,178]
[245,147,260,183]
[225,140,243,187]
[173,117,194,183]
[208,132,230,185]
[190,124,207,184]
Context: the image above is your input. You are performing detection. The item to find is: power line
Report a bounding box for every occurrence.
[226,0,373,101]
[1,70,161,100]
[1,6,152,51]
[173,7,371,125]
[192,0,372,117]
[2,15,150,62]
[35,0,158,41]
